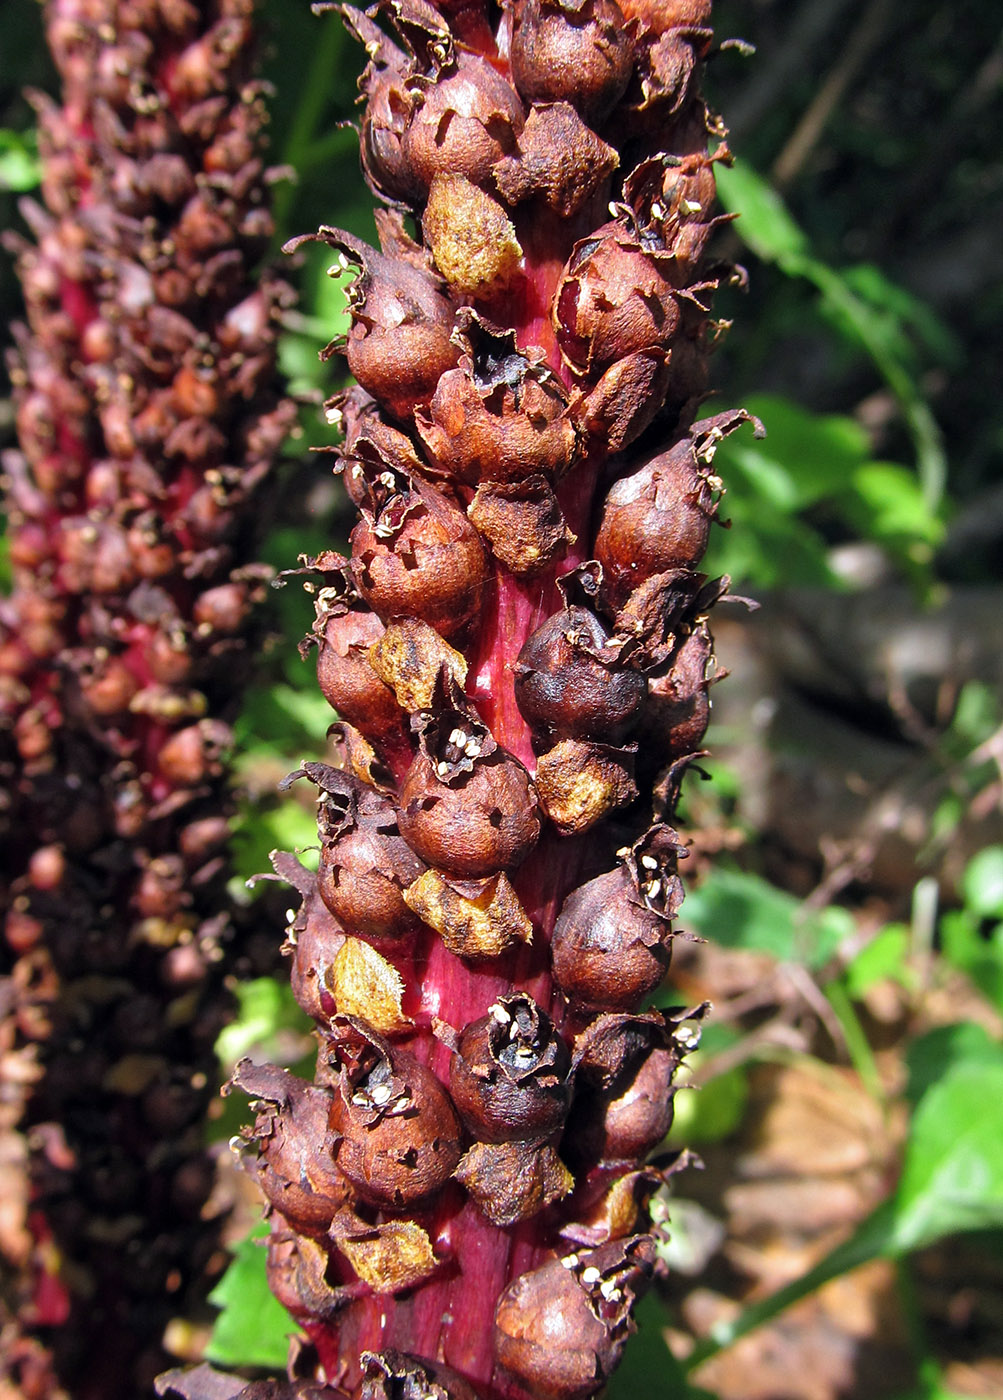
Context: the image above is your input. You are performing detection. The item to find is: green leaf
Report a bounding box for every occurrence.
[683,868,852,969]
[206,1223,299,1369]
[215,976,312,1071]
[0,129,41,191]
[891,1055,1003,1251]
[229,795,319,888]
[714,393,870,508]
[844,463,944,554]
[684,1032,1003,1375]
[716,159,948,508]
[961,847,1003,920]
[840,263,963,369]
[939,911,1003,1013]
[905,1022,1003,1109]
[609,1295,716,1400]
[669,1056,750,1146]
[714,160,810,264]
[234,681,334,753]
[843,923,912,998]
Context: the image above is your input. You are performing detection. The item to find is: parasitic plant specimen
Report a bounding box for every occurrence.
[157,2,767,1399]
[0,0,294,1393]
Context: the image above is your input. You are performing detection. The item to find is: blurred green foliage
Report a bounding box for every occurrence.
[206,1223,296,1371]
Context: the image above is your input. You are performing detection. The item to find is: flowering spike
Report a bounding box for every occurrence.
[187,1,754,1396]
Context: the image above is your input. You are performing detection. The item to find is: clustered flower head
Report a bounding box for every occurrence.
[163,2,764,1399]
[0,1,294,1392]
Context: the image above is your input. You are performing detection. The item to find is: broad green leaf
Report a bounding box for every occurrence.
[715,159,947,507]
[961,846,1003,919]
[0,129,41,191]
[234,681,334,752]
[683,868,852,969]
[843,923,912,997]
[229,795,319,887]
[704,496,837,588]
[684,1033,1003,1375]
[841,263,963,369]
[714,393,870,508]
[891,1056,1003,1251]
[844,463,945,553]
[215,976,311,1070]
[939,911,1003,1014]
[905,1021,1002,1111]
[670,1057,750,1146]
[206,1223,299,1369]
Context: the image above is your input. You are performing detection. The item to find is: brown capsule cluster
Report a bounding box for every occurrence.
[0,1,294,1392]
[221,1,755,1398]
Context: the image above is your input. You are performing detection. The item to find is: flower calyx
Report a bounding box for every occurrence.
[414,313,579,487]
[447,993,573,1142]
[493,1235,657,1400]
[324,1016,463,1210]
[225,1061,349,1233]
[360,1349,482,1400]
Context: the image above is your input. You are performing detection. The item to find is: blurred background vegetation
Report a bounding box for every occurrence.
[2,1,1002,1397]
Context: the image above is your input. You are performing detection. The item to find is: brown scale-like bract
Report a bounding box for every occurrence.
[217,2,760,1398]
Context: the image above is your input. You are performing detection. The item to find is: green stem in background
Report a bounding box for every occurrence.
[715,159,950,511]
[272,17,347,241]
[824,977,884,1105]
[682,1199,898,1374]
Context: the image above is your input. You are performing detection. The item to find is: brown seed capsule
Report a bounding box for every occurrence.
[617,0,710,33]
[228,1061,350,1233]
[313,597,404,745]
[351,479,489,643]
[193,582,250,635]
[76,653,140,716]
[402,54,525,194]
[325,1018,462,1211]
[134,855,188,921]
[178,815,232,864]
[448,994,572,1142]
[269,850,348,1023]
[638,620,714,762]
[590,1042,681,1162]
[514,605,645,746]
[157,719,231,787]
[414,318,578,486]
[399,746,540,880]
[455,1139,573,1225]
[494,1236,656,1400]
[593,430,723,609]
[348,11,426,207]
[510,0,634,125]
[494,101,620,219]
[552,867,673,1013]
[565,1004,698,1167]
[284,228,460,423]
[308,766,425,944]
[552,217,681,376]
